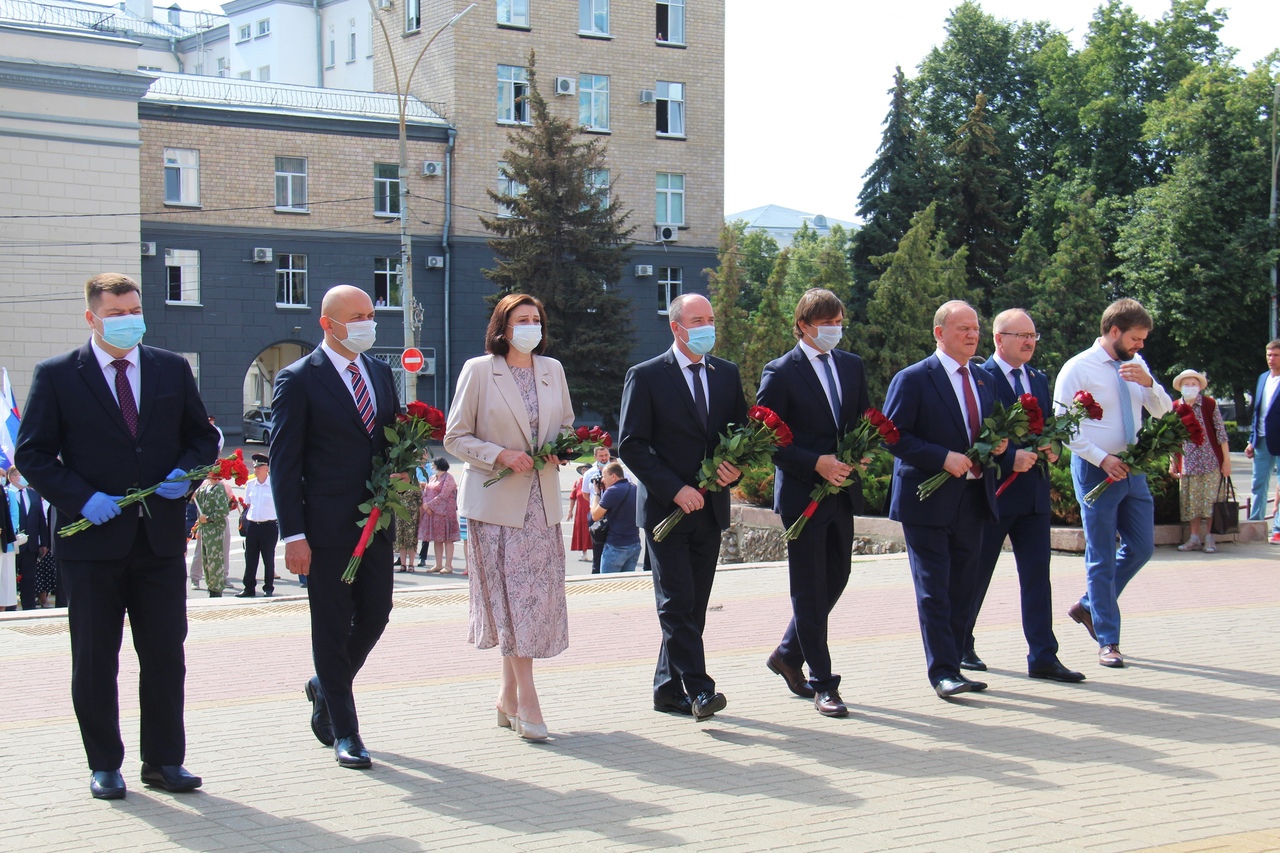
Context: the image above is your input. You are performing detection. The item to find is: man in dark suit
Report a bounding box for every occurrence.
[962,309,1084,683]
[757,288,871,717]
[619,293,748,722]
[271,284,401,769]
[7,466,49,611]
[884,300,1009,699]
[16,273,218,799]
[1245,339,1280,542]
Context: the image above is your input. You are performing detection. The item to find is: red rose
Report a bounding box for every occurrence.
[405,400,430,420]
[1020,394,1045,433]
[865,408,886,426]
[423,406,446,432]
[764,412,781,429]
[575,426,590,441]
[774,423,793,447]
[588,425,603,440]
[747,405,772,423]
[1074,390,1103,420]
[600,431,613,449]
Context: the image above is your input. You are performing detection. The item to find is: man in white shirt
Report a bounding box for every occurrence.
[1245,340,1280,543]
[1052,298,1172,669]
[236,453,279,597]
[582,444,611,572]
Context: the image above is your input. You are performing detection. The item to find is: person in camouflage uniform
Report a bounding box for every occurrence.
[193,475,233,597]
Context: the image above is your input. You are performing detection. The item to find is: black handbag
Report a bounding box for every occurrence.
[589,514,610,545]
[237,509,248,537]
[1210,475,1239,535]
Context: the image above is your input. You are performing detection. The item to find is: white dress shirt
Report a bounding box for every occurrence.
[90,337,140,408]
[1052,338,1172,466]
[798,340,841,418]
[934,349,982,439]
[671,345,710,408]
[991,353,1029,394]
[243,477,277,522]
[320,341,377,418]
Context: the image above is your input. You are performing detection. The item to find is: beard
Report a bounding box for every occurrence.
[1113,341,1136,361]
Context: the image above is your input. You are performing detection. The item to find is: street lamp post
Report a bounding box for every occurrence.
[1270,82,1279,341]
[370,1,475,395]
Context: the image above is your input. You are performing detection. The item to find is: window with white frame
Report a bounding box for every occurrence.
[497,167,526,216]
[374,163,400,216]
[405,0,421,32]
[275,157,307,211]
[238,71,251,80]
[656,0,683,43]
[165,249,200,303]
[179,352,200,388]
[348,21,357,62]
[579,0,608,34]
[578,74,609,131]
[237,23,250,41]
[656,81,685,136]
[327,29,336,68]
[163,148,199,206]
[587,168,610,208]
[497,0,529,27]
[276,254,307,306]
[193,62,204,75]
[374,257,403,307]
[656,172,684,225]
[256,18,270,36]
[258,65,271,81]
[497,65,530,124]
[216,57,228,76]
[657,268,682,313]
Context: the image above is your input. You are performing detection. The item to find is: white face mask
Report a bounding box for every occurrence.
[509,323,542,354]
[1181,384,1201,400]
[330,318,377,353]
[809,325,843,353]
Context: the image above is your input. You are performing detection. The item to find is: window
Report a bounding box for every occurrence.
[165,249,200,303]
[180,353,200,388]
[656,81,685,136]
[497,167,526,217]
[374,257,403,308]
[163,148,199,206]
[657,268,682,314]
[327,30,336,68]
[256,18,270,36]
[656,0,684,44]
[216,57,228,77]
[579,0,608,34]
[374,163,400,216]
[578,74,609,131]
[405,0,421,32]
[237,23,251,42]
[587,168,610,208]
[238,71,251,80]
[656,172,684,225]
[258,66,271,81]
[276,255,307,306]
[497,0,529,27]
[497,65,530,124]
[192,63,204,76]
[275,157,307,211]
[348,22,357,62]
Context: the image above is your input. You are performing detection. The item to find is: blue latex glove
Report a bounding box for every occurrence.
[82,492,124,525]
[155,469,189,500]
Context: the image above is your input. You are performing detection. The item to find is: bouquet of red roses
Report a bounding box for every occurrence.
[994,390,1103,498]
[344,401,446,583]
[784,408,899,540]
[59,449,250,537]
[917,399,1029,501]
[1081,399,1203,505]
[652,406,793,542]
[483,425,612,487]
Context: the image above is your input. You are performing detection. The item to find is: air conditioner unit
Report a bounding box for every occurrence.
[555,76,576,96]
[140,241,156,257]
[635,264,654,277]
[639,89,656,104]
[422,160,443,177]
[426,256,444,268]
[422,357,436,376]
[655,225,678,242]
[252,247,273,263]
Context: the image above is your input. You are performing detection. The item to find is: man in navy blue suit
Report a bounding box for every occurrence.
[963,309,1084,683]
[271,284,401,769]
[17,273,219,799]
[757,288,871,717]
[884,301,1008,699]
[1245,339,1280,542]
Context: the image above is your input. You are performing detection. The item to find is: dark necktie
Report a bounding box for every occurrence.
[347,362,377,435]
[688,363,708,430]
[957,365,982,477]
[111,359,139,438]
[817,353,841,422]
[1011,367,1026,396]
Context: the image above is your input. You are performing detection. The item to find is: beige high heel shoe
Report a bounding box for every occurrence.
[514,717,548,741]
[496,708,515,729]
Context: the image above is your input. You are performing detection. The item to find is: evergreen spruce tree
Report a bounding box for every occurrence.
[481,53,636,421]
[705,225,751,368]
[741,249,796,402]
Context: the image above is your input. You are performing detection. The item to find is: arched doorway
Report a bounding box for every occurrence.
[241,341,311,444]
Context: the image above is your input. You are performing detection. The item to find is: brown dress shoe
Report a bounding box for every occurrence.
[766,650,816,698]
[814,690,848,717]
[1098,644,1125,668]
[1068,601,1097,641]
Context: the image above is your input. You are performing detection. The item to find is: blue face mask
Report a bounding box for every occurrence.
[95,313,146,350]
[680,323,716,356]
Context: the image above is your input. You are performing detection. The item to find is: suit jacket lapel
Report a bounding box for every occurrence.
[532,356,559,446]
[76,342,133,440]
[833,350,860,429]
[364,355,396,428]
[662,350,706,435]
[134,346,160,438]
[490,355,535,450]
[313,349,369,436]
[792,346,837,428]
[926,355,968,443]
[983,357,1016,406]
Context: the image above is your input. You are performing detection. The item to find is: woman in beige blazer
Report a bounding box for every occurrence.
[444,293,575,741]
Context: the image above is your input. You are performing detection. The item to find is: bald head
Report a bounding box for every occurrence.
[321,284,371,317]
[320,285,376,358]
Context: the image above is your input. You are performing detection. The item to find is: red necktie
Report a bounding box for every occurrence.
[111,359,139,438]
[347,362,376,435]
[957,365,982,477]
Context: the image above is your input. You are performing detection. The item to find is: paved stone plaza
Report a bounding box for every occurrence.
[1,543,1277,852]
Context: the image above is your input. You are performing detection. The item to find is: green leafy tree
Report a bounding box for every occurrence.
[725,220,780,316]
[946,92,1015,310]
[705,225,751,368]
[481,53,635,420]
[784,225,857,348]
[742,249,797,402]
[996,225,1049,315]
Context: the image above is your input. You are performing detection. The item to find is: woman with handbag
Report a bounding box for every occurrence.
[1169,370,1232,553]
[590,462,640,573]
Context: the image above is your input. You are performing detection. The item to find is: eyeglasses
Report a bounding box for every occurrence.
[999,332,1041,341]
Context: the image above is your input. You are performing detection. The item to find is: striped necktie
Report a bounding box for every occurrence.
[347,362,376,435]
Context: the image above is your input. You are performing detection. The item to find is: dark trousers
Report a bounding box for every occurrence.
[242,520,279,593]
[61,525,188,771]
[966,510,1060,669]
[901,481,985,686]
[16,549,39,610]
[777,494,854,692]
[306,536,394,739]
[591,541,603,574]
[646,508,721,700]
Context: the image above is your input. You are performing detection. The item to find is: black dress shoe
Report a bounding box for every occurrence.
[934,677,973,698]
[958,674,988,691]
[90,770,126,800]
[334,733,372,769]
[235,590,255,598]
[263,590,274,597]
[766,649,816,698]
[653,694,693,715]
[141,764,202,792]
[814,689,848,717]
[960,653,987,671]
[691,691,727,721]
[1029,660,1087,683]
[305,676,335,746]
